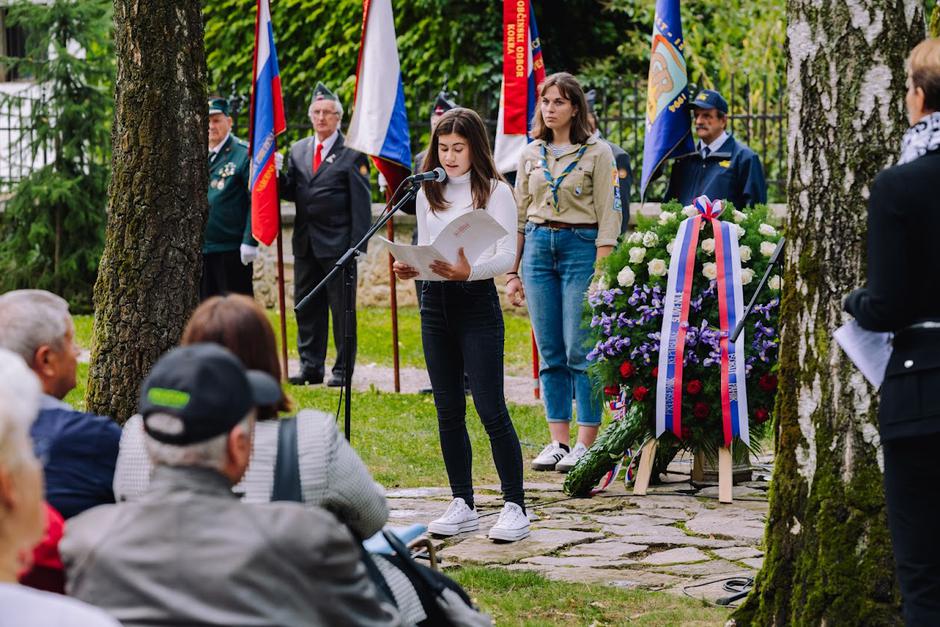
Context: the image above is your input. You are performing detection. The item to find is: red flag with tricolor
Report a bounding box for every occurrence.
[248,0,286,246]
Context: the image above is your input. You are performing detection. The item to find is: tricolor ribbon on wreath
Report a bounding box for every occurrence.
[590,387,639,495]
[655,195,749,447]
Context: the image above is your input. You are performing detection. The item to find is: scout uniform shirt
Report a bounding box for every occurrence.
[205,134,256,254]
[515,135,623,247]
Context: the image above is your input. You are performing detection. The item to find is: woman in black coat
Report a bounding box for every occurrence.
[844,37,940,625]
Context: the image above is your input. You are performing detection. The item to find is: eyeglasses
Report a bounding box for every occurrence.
[311,109,338,118]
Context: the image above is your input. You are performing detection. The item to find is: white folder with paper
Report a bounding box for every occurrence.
[834,319,893,388]
[380,210,508,281]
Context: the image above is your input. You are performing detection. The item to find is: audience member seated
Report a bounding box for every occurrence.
[113,294,389,538]
[0,348,119,627]
[61,343,400,626]
[0,290,121,519]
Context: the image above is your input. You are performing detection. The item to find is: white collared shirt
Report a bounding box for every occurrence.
[698,131,729,156]
[315,130,339,160]
[209,132,231,159]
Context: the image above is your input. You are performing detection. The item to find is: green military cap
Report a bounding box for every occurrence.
[208,97,230,116]
[311,82,338,105]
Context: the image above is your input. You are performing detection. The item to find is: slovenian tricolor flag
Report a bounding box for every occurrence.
[639,0,694,199]
[493,0,545,174]
[248,0,286,246]
[346,0,411,192]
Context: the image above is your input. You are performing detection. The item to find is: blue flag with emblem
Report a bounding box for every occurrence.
[640,0,694,200]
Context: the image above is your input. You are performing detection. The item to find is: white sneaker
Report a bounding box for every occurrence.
[488,502,531,542]
[531,441,568,471]
[428,498,479,536]
[555,441,589,473]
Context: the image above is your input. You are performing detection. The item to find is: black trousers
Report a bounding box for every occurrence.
[882,432,940,626]
[420,279,524,509]
[200,251,253,301]
[293,254,356,379]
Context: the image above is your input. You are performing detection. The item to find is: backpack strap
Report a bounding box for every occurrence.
[271,417,302,502]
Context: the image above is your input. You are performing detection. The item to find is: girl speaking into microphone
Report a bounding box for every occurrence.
[392,108,528,542]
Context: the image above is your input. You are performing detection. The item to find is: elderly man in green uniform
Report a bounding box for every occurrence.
[203,97,258,300]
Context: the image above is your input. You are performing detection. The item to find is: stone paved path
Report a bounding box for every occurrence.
[388,452,772,606]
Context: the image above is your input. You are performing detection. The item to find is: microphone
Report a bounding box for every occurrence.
[409,167,447,183]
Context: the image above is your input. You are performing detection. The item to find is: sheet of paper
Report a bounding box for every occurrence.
[834,319,893,388]
[381,210,508,281]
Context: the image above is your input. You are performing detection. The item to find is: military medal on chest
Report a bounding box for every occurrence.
[212,161,236,190]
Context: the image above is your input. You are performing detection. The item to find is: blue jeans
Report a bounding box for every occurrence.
[522,222,602,426]
[420,279,525,509]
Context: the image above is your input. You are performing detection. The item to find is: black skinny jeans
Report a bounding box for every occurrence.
[420,279,525,510]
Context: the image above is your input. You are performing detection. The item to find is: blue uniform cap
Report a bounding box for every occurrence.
[690,89,728,115]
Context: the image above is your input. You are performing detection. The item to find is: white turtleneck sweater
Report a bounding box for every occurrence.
[415,172,517,281]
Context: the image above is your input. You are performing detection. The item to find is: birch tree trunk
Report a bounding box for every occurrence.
[87,1,207,421]
[733,2,924,625]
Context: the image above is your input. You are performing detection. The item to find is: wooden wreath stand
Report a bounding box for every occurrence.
[632,439,734,504]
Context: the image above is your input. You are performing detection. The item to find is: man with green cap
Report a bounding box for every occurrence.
[280,83,371,387]
[203,97,258,300]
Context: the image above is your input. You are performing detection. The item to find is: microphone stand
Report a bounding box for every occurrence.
[294,177,423,442]
[730,237,786,343]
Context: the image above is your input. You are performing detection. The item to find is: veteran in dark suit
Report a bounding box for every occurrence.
[202,98,257,300]
[844,38,940,626]
[665,89,767,209]
[281,84,371,387]
[61,344,400,627]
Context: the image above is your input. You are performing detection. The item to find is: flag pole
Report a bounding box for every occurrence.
[276,216,289,382]
[386,193,401,393]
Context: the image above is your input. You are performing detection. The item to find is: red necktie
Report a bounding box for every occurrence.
[313,143,323,172]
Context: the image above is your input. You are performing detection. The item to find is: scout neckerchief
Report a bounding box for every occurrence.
[656,195,749,448]
[540,142,589,211]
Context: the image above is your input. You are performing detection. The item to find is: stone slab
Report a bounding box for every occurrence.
[741,557,764,569]
[712,547,764,561]
[504,564,684,590]
[686,509,766,542]
[563,540,649,558]
[439,528,604,565]
[647,560,747,577]
[641,547,710,565]
[521,555,637,569]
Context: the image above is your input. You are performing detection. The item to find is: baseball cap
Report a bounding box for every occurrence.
[139,343,281,445]
[690,89,729,114]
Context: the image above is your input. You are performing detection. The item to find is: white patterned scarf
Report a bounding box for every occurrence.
[898,110,940,165]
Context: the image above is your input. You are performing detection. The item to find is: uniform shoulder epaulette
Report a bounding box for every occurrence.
[236,138,249,148]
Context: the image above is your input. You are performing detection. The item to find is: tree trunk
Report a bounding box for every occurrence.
[87,1,207,422]
[733,2,923,625]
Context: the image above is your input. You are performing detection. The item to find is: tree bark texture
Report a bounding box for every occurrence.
[733,2,924,625]
[87,1,207,422]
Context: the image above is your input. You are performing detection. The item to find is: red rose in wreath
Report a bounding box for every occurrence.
[604,385,619,397]
[693,402,710,420]
[651,366,659,379]
[681,426,692,440]
[619,361,636,379]
[755,408,770,423]
[686,379,703,396]
[632,386,649,402]
[758,374,778,392]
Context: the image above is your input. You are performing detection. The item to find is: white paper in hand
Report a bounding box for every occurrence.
[381,211,508,281]
[834,319,893,388]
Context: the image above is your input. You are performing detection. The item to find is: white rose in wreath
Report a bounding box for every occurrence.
[759,223,777,237]
[666,240,675,255]
[760,241,777,257]
[629,246,647,264]
[642,231,659,247]
[741,268,755,285]
[735,224,746,239]
[597,274,610,291]
[701,238,715,254]
[682,205,698,217]
[732,209,747,224]
[617,266,636,288]
[769,275,782,290]
[739,245,752,262]
[628,231,644,244]
[648,258,668,277]
[702,262,718,280]
[658,211,677,225]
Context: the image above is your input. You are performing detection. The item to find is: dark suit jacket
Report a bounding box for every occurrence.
[602,138,632,233]
[665,135,767,209]
[280,132,372,259]
[845,150,940,440]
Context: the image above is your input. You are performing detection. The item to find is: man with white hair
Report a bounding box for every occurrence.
[0,290,121,519]
[279,82,372,387]
[61,343,400,627]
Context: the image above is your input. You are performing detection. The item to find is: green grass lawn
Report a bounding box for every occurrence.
[74,307,537,377]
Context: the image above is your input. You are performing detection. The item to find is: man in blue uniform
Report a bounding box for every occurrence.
[203,97,257,300]
[665,89,767,208]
